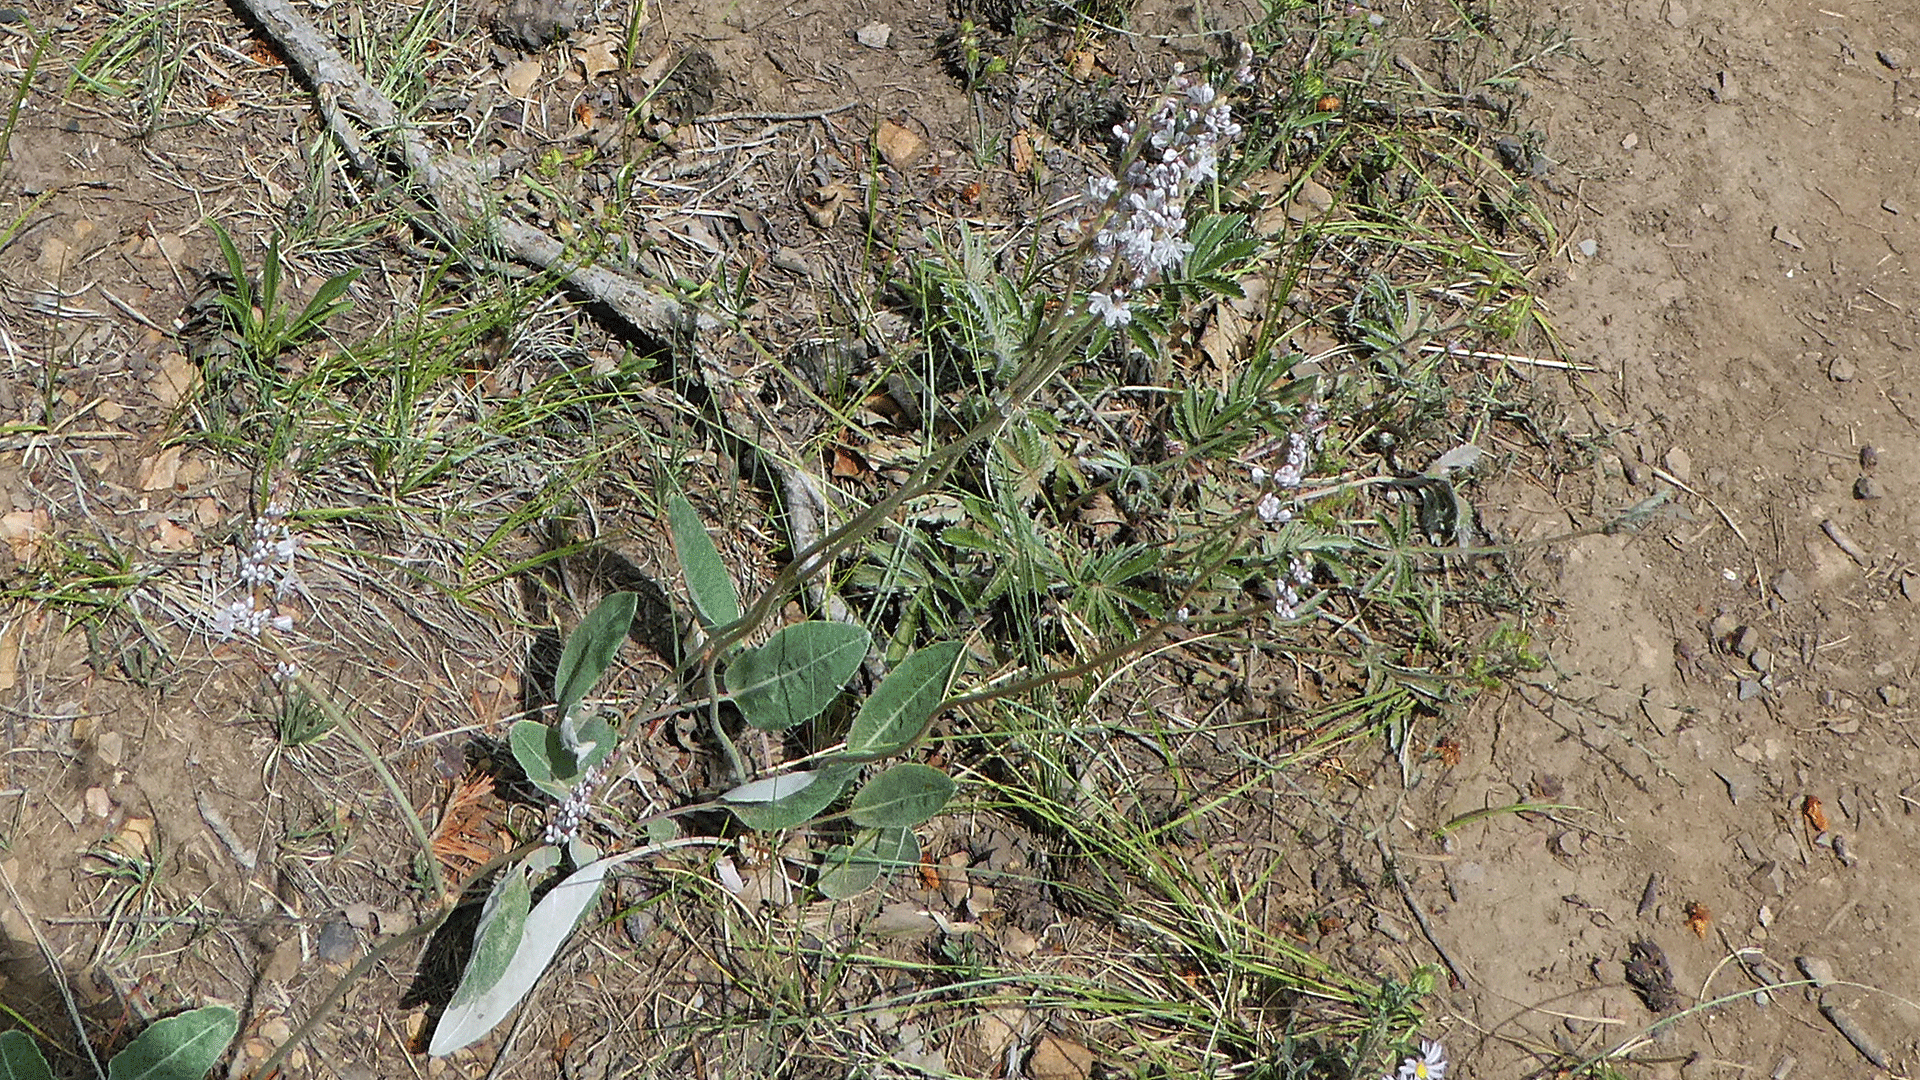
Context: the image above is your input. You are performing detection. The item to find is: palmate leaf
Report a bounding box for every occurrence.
[725,622,869,731]
[106,1006,239,1080]
[845,641,964,758]
[668,495,740,629]
[848,764,955,828]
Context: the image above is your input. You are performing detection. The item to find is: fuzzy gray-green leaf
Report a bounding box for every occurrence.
[106,1006,239,1080]
[725,622,870,731]
[0,1032,54,1080]
[848,764,955,828]
[723,765,856,831]
[816,826,920,899]
[668,495,740,629]
[442,859,534,1016]
[554,591,636,721]
[845,641,963,758]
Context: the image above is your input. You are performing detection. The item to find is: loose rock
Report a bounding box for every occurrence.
[1876,47,1910,71]
[1770,569,1805,603]
[854,21,892,48]
[1853,476,1882,500]
[1859,444,1879,468]
[1828,355,1857,381]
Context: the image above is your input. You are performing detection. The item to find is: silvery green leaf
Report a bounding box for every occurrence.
[668,495,741,629]
[1423,442,1484,478]
[0,1031,54,1080]
[429,852,622,1055]
[722,765,856,831]
[725,622,870,731]
[845,641,964,758]
[720,770,823,804]
[816,826,920,900]
[106,1006,239,1080]
[554,592,637,721]
[848,764,954,828]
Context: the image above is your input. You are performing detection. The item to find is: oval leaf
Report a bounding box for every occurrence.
[508,720,568,799]
[554,592,636,721]
[0,1031,54,1080]
[845,641,964,758]
[724,765,856,831]
[669,495,741,629]
[429,853,617,1056]
[725,622,870,732]
[848,764,955,828]
[107,1006,238,1080]
[816,826,920,900]
[720,769,823,805]
[439,859,534,1020]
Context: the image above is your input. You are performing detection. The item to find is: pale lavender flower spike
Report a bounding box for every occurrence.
[1081,50,1252,327]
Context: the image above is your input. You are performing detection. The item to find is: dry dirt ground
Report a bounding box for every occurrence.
[1,0,1918,1078]
[1410,0,1920,1074]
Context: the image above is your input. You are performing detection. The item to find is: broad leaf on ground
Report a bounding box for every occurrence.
[668,495,740,629]
[816,825,920,899]
[725,622,869,731]
[0,1031,54,1080]
[106,1006,239,1080]
[848,764,955,828]
[430,852,621,1055]
[722,765,857,831]
[554,591,636,720]
[845,641,964,758]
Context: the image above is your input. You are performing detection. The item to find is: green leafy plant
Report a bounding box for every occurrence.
[0,1006,237,1080]
[208,220,360,364]
[432,497,968,1055]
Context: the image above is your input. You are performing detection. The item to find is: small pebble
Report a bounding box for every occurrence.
[1577,238,1599,257]
[854,21,892,48]
[1733,625,1762,658]
[1859,444,1879,468]
[1663,445,1692,482]
[1749,648,1774,674]
[1829,356,1857,381]
[1738,679,1763,701]
[1878,684,1907,708]
[1771,569,1805,603]
[1877,47,1910,70]
[1853,476,1882,500]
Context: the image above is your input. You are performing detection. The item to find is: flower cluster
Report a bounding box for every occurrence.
[1251,403,1327,526]
[1381,1041,1447,1080]
[211,502,300,640]
[545,763,603,845]
[1083,46,1253,328]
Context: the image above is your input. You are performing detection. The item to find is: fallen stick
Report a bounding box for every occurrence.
[237,0,868,660]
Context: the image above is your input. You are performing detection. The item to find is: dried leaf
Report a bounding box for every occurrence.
[577,34,619,80]
[0,509,50,562]
[1065,48,1096,80]
[504,58,543,98]
[1803,794,1829,834]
